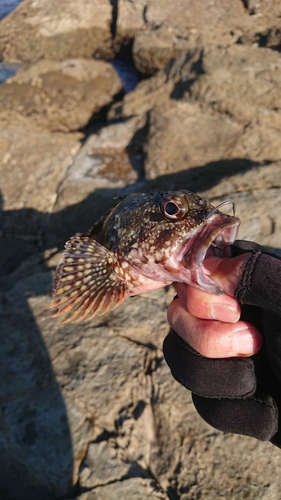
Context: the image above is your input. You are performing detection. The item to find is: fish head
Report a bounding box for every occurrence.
[99,190,240,293]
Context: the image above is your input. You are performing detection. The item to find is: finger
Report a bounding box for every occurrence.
[174,282,241,323]
[167,298,263,358]
[203,254,250,297]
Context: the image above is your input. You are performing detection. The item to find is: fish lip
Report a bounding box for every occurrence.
[182,214,240,293]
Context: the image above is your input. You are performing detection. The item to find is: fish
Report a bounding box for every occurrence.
[48,190,240,323]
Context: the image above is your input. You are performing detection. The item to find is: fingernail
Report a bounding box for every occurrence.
[211,303,240,323]
[234,329,258,356]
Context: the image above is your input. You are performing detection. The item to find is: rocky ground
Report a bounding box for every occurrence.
[1,0,281,499]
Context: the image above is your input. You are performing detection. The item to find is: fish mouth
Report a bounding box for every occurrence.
[182,213,240,294]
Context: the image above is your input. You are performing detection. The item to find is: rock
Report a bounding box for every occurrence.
[144,0,247,36]
[2,1,281,499]
[238,0,281,48]
[118,0,281,75]
[79,440,134,488]
[0,0,114,63]
[0,126,80,214]
[0,59,122,132]
[56,114,144,196]
[145,99,243,179]
[3,245,281,499]
[133,24,193,75]
[20,259,281,499]
[73,477,168,499]
[17,268,171,496]
[197,161,281,200]
[116,0,147,43]
[106,287,173,349]
[119,45,281,179]
[0,126,81,276]
[51,115,145,242]
[0,267,93,498]
[189,44,281,132]
[131,0,249,74]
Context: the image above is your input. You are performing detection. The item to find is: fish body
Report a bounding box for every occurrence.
[50,190,240,322]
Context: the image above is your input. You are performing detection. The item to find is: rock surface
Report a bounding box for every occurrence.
[1,1,281,500]
[0,59,122,132]
[0,0,114,62]
[129,0,281,74]
[118,45,281,178]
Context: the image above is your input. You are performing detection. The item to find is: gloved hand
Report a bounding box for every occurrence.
[163,241,281,447]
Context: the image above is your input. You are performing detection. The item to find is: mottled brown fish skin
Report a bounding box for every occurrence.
[49,190,240,322]
[94,191,211,253]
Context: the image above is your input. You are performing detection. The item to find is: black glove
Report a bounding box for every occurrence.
[163,241,281,447]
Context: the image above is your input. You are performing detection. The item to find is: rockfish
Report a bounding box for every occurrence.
[49,190,240,323]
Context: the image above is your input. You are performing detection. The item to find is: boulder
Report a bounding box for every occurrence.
[145,100,243,178]
[116,0,147,43]
[117,45,281,178]
[0,59,122,132]
[72,477,168,500]
[51,115,145,243]
[0,0,114,63]
[0,126,81,276]
[117,0,281,75]
[2,1,281,499]
[131,0,249,73]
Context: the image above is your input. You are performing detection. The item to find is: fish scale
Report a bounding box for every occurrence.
[49,190,240,322]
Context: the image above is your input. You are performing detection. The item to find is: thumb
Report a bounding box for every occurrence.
[204,253,250,297]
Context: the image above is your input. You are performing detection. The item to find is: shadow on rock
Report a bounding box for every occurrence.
[0,257,74,498]
[44,157,265,251]
[0,156,272,499]
[0,157,263,277]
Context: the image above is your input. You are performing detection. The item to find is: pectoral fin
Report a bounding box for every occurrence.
[49,234,128,322]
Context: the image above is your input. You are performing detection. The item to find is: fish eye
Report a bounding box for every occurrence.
[162,198,188,220]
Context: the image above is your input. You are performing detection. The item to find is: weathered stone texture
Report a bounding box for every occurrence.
[0,59,122,132]
[1,0,281,498]
[0,0,114,62]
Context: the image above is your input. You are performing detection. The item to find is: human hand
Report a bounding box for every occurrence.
[163,241,281,445]
[167,254,263,358]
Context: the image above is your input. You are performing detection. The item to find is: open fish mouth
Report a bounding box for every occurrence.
[49,192,241,322]
[182,202,240,293]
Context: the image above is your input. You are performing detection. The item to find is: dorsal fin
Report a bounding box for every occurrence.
[48,234,129,323]
[86,196,127,240]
